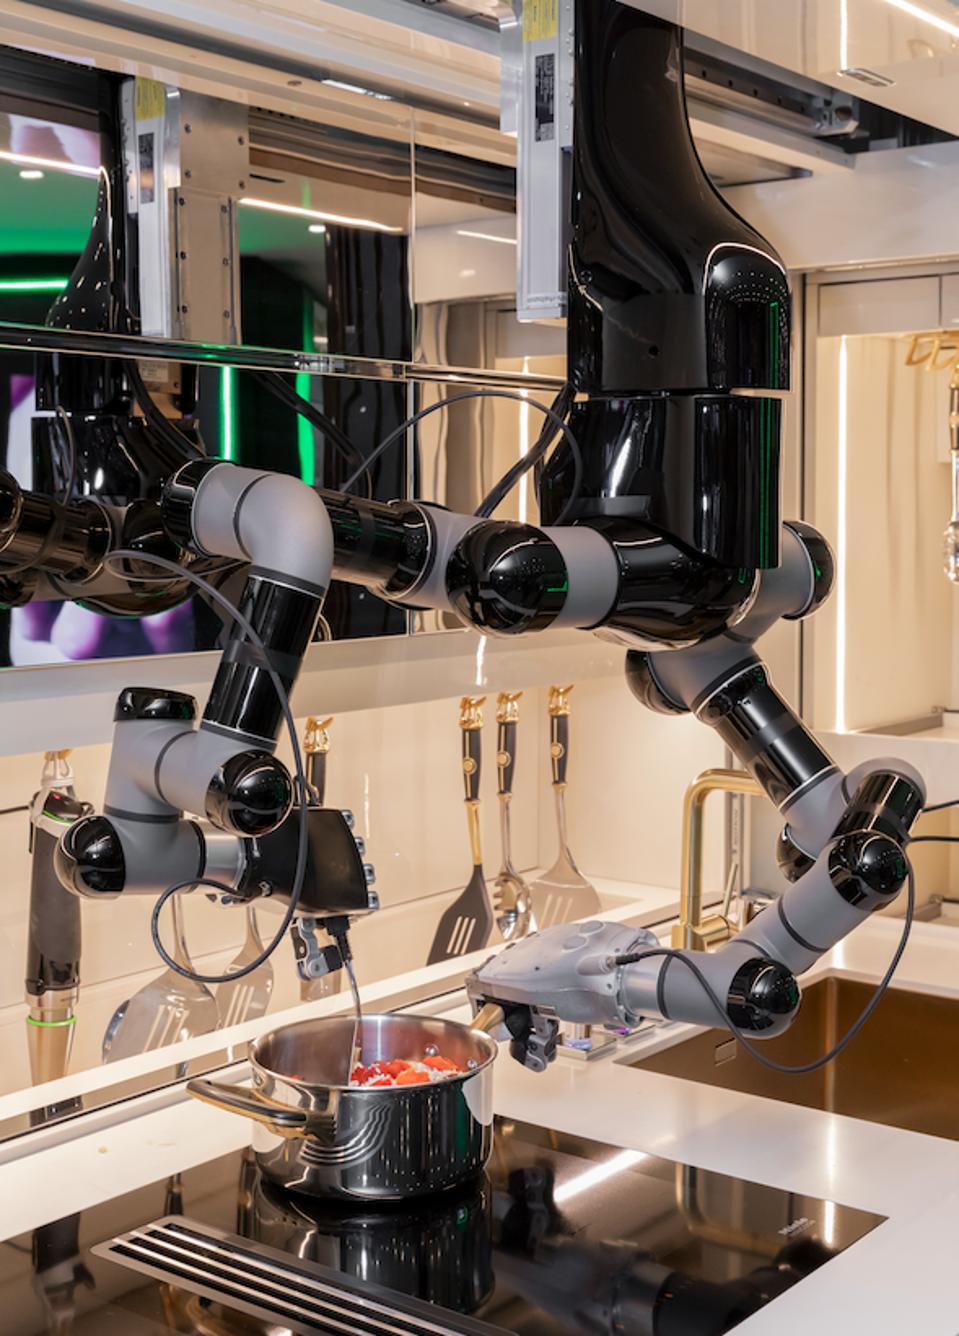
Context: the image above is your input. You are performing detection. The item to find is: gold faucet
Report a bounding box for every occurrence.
[673,768,763,951]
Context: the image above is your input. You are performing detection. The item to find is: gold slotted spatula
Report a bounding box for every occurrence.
[426,696,496,964]
[529,685,601,929]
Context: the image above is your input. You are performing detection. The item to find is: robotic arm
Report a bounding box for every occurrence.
[0,0,927,1025]
[3,443,922,1023]
[41,461,377,976]
[471,554,925,1063]
[464,522,925,1069]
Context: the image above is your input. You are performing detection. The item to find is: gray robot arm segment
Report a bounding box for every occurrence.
[55,463,336,901]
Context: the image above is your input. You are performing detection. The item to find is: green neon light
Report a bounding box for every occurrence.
[295,370,314,485]
[0,277,69,292]
[40,809,75,825]
[296,294,316,486]
[219,365,236,461]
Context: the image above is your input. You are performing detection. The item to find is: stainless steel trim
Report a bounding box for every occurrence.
[0,321,565,391]
[0,321,406,378]
[95,1216,509,1336]
[409,362,565,392]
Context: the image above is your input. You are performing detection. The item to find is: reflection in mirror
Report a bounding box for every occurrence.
[0,64,422,663]
[409,368,564,636]
[0,46,584,1123]
[241,109,413,363]
[411,125,568,630]
[0,352,416,666]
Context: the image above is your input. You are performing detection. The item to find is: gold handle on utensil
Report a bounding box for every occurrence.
[496,691,523,725]
[496,691,522,800]
[460,696,485,730]
[548,684,574,789]
[460,695,485,802]
[40,749,74,785]
[547,685,574,717]
[465,801,483,866]
[460,697,485,862]
[305,717,333,754]
[187,1078,310,1139]
[304,716,333,804]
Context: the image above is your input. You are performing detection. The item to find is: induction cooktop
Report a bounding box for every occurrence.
[3,1118,883,1335]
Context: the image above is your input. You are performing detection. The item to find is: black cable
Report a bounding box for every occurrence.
[920,797,959,814]
[102,548,310,986]
[0,805,28,816]
[475,382,574,519]
[612,858,915,1077]
[341,388,584,527]
[250,370,373,498]
[908,835,959,845]
[125,361,205,463]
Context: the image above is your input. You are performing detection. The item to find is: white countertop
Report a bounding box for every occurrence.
[3,907,959,1333]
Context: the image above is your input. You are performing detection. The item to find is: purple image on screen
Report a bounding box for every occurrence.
[6,374,197,665]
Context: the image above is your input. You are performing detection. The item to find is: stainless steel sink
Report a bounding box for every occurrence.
[629,976,959,1141]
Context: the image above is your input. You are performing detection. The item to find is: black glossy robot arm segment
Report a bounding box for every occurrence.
[617,756,924,1040]
[320,491,758,646]
[320,493,621,634]
[0,468,111,600]
[627,520,844,863]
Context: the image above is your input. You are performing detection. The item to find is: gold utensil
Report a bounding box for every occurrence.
[529,685,601,929]
[491,692,533,941]
[426,696,496,962]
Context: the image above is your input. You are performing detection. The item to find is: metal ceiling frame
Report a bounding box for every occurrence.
[0,0,862,186]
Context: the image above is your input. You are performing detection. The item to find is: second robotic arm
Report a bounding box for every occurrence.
[465,524,925,1069]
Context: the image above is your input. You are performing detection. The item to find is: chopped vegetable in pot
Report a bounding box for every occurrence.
[350,1054,466,1087]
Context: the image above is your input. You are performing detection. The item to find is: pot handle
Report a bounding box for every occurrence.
[187,1078,310,1139]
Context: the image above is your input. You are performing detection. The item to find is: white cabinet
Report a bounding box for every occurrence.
[819,276,940,337]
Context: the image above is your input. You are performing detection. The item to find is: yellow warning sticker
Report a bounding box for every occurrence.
[523,0,557,42]
[135,78,165,122]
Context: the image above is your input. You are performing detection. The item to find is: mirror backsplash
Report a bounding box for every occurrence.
[0,44,566,667]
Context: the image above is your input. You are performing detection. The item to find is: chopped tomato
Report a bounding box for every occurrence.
[381,1058,414,1079]
[395,1069,431,1086]
[422,1055,459,1073]
[351,1049,466,1087]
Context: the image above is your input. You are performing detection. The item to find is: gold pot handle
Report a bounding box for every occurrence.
[187,1078,310,1139]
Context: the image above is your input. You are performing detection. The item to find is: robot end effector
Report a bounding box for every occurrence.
[466,753,925,1073]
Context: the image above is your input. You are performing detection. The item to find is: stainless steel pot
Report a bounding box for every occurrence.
[188,1012,498,1201]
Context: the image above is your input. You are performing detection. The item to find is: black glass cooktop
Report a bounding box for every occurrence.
[2,1118,883,1335]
